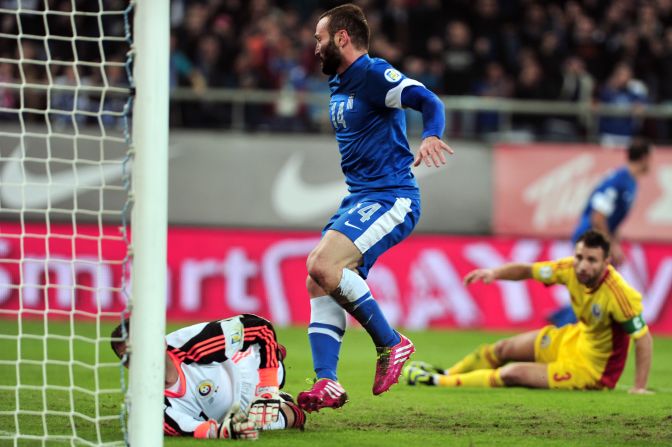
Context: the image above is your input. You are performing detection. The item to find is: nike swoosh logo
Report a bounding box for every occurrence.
[272,153,447,221]
[344,220,361,230]
[1,145,181,209]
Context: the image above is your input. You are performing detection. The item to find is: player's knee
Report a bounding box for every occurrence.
[306,275,324,297]
[306,252,338,292]
[498,364,521,386]
[494,339,509,361]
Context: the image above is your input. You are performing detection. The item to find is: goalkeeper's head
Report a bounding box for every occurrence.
[110,317,131,366]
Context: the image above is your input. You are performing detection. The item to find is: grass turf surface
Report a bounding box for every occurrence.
[1,321,671,446]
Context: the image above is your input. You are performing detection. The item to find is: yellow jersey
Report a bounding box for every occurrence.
[532,257,649,388]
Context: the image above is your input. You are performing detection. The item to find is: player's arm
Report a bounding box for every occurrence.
[590,210,625,265]
[589,210,610,235]
[238,314,282,427]
[588,184,626,265]
[400,85,454,167]
[629,323,653,395]
[238,314,280,387]
[614,291,653,395]
[464,263,533,285]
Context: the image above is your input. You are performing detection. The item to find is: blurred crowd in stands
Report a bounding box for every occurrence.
[2,0,672,143]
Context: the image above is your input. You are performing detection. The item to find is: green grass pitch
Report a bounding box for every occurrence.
[1,320,671,446]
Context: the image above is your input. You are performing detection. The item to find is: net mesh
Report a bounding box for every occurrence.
[0,1,134,445]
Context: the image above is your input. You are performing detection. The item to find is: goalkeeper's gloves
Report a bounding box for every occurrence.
[218,415,259,440]
[248,385,281,428]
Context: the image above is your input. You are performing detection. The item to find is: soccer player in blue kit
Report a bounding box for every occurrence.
[297,4,453,412]
[548,139,652,327]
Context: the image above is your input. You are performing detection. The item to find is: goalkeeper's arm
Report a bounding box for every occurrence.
[239,314,280,388]
[238,314,283,427]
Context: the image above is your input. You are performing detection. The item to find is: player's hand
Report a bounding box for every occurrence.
[248,386,281,428]
[628,387,654,395]
[610,243,625,267]
[464,268,496,285]
[413,136,454,168]
[219,415,259,440]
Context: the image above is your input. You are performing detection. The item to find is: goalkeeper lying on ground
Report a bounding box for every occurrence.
[111,314,306,440]
[403,230,653,393]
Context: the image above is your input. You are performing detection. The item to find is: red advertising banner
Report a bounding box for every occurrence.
[1,223,672,334]
[493,144,672,241]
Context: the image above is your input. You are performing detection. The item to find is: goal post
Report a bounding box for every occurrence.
[0,0,169,445]
[128,0,170,445]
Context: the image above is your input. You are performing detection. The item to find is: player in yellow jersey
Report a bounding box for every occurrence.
[403,230,653,393]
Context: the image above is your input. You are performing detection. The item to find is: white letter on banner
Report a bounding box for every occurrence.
[180,259,221,311]
[262,238,320,326]
[222,248,259,313]
[464,240,542,322]
[405,249,480,329]
[71,257,113,309]
[23,258,73,308]
[180,255,259,313]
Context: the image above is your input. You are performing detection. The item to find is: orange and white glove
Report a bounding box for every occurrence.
[248,385,281,428]
[218,415,259,440]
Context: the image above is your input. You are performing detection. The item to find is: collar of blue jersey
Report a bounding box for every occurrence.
[329,53,370,89]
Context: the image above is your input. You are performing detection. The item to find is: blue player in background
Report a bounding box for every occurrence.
[549,139,652,327]
[297,4,453,412]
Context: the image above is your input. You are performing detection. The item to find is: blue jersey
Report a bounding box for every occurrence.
[327,54,422,196]
[572,166,637,243]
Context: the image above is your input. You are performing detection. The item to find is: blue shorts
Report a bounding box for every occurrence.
[323,191,421,279]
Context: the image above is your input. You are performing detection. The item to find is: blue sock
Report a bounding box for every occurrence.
[308,332,341,381]
[337,269,400,347]
[345,292,400,347]
[308,296,346,381]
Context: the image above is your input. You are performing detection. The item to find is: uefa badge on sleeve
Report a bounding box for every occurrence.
[384,68,402,83]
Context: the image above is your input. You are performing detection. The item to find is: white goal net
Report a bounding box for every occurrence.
[0,1,135,445]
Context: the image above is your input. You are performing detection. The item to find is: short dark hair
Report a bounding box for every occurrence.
[627,138,651,162]
[319,3,370,50]
[110,317,130,360]
[576,230,611,258]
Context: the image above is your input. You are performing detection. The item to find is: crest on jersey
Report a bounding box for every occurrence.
[540,334,551,348]
[198,380,215,397]
[591,303,602,319]
[384,68,402,83]
[347,93,355,110]
[539,266,553,280]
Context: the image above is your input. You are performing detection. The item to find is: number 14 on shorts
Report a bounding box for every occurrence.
[349,203,381,222]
